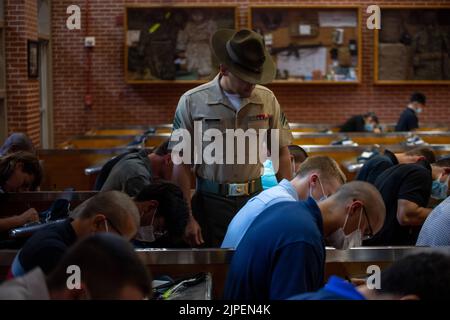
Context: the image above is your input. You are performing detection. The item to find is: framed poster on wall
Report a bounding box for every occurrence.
[28,40,39,78]
[124,5,238,84]
[249,6,362,84]
[374,7,450,84]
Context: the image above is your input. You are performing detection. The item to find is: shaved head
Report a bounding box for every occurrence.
[76,191,140,239]
[332,181,386,235]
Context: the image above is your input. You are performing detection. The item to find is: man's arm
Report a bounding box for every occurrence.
[0,209,39,232]
[397,199,432,226]
[269,94,293,182]
[396,168,432,226]
[172,163,204,246]
[276,145,293,182]
[169,94,204,247]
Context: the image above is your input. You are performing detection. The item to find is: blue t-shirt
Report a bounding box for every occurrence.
[289,276,366,300]
[223,198,325,300]
[221,179,298,249]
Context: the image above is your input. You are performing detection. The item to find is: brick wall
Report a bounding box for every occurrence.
[5,0,40,146]
[49,0,450,143]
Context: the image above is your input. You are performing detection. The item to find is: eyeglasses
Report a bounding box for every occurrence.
[362,207,374,240]
[106,218,123,236]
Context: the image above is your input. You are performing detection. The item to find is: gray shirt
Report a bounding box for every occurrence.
[0,268,50,300]
[101,150,153,197]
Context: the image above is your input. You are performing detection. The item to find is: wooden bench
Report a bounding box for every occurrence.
[86,129,146,136]
[418,132,450,144]
[144,133,171,148]
[37,149,127,190]
[289,123,340,133]
[37,146,371,189]
[1,247,450,299]
[84,125,173,136]
[83,123,448,135]
[59,134,168,150]
[144,132,450,149]
[58,135,138,149]
[292,132,450,146]
[146,131,450,148]
[35,144,450,192]
[59,126,450,151]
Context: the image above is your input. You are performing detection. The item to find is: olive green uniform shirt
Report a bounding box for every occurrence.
[169,75,292,183]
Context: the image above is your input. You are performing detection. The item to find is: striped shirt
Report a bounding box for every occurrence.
[416,196,450,246]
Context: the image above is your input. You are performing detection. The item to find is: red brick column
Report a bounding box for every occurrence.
[5,0,40,146]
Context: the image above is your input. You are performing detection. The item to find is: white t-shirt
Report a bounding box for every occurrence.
[224,91,242,111]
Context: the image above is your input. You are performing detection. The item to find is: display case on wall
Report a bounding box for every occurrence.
[249,6,362,84]
[124,5,238,84]
[374,7,450,85]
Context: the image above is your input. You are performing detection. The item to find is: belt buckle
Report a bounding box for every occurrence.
[228,183,249,196]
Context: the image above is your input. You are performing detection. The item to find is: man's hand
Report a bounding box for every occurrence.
[183,216,204,247]
[439,167,450,182]
[431,166,450,181]
[19,208,39,225]
[172,163,203,246]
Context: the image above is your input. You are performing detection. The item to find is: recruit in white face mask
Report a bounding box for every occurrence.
[135,208,157,243]
[309,176,327,202]
[135,225,156,243]
[326,207,363,249]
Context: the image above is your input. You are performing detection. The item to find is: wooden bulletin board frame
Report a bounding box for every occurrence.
[248,5,363,85]
[374,6,450,85]
[124,5,239,84]
[27,40,39,79]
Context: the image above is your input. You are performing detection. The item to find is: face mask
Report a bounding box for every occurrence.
[364,123,374,132]
[326,207,363,249]
[135,208,157,243]
[415,107,423,114]
[135,225,155,243]
[431,174,449,200]
[309,176,327,202]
